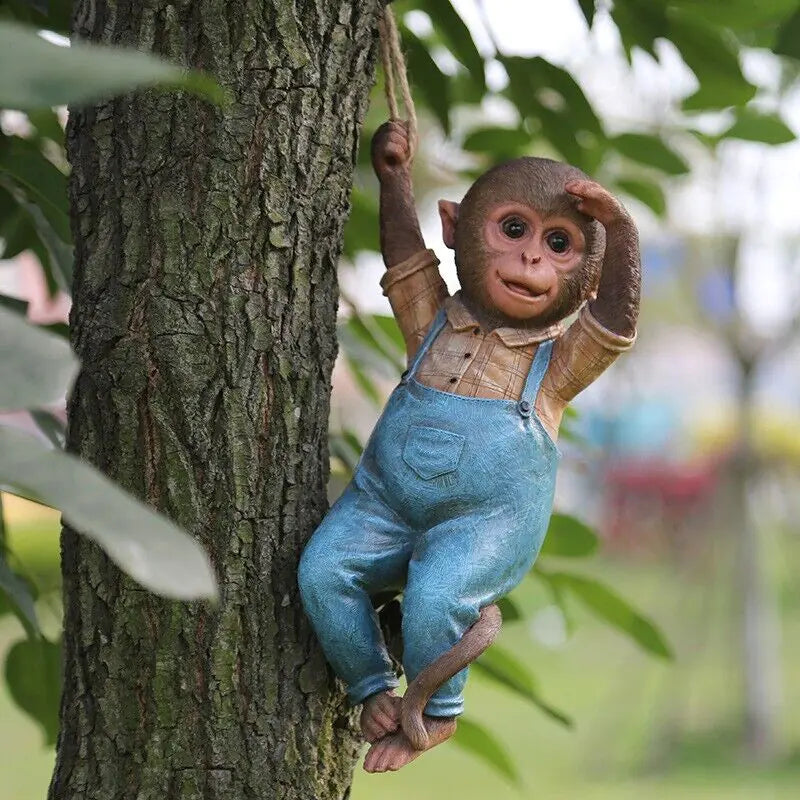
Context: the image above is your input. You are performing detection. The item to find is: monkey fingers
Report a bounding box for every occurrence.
[565,179,625,226]
[371,121,411,173]
[360,690,402,743]
[363,715,457,773]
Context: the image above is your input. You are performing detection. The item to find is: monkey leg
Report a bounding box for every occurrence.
[397,507,539,751]
[401,604,502,751]
[297,487,414,705]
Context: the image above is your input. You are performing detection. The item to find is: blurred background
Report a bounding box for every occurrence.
[2,1,800,797]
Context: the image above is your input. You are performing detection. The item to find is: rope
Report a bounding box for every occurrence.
[377,6,418,160]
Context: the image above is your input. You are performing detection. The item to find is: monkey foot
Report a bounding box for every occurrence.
[363,715,457,773]
[360,690,402,743]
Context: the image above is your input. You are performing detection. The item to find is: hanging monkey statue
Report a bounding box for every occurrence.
[299,120,641,773]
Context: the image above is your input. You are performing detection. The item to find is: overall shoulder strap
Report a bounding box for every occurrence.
[405,308,447,381]
[518,339,555,417]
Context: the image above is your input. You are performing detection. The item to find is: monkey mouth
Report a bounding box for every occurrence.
[500,278,548,302]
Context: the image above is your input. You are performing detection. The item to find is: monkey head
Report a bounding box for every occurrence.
[438,158,605,329]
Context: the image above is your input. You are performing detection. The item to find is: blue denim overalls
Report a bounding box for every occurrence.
[299,308,560,716]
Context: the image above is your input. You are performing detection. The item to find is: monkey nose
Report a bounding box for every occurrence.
[522,251,542,265]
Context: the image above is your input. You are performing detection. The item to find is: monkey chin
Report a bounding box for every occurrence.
[363,714,457,773]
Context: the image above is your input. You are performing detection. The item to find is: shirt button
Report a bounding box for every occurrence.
[449,377,458,384]
[473,327,480,335]
[464,353,472,359]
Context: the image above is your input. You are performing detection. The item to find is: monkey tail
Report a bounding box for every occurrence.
[401,604,502,751]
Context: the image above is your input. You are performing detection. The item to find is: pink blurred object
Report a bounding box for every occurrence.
[0,252,70,429]
[17,250,71,324]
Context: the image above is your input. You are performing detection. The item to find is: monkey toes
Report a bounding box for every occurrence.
[360,690,402,743]
[363,715,457,773]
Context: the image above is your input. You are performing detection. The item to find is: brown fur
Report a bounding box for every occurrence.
[455,157,605,330]
[401,604,503,750]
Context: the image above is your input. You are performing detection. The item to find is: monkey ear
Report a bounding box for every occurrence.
[438,200,460,250]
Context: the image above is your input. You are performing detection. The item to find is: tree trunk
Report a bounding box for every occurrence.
[51,2,381,798]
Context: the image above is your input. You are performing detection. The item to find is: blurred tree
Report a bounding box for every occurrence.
[688,226,799,762]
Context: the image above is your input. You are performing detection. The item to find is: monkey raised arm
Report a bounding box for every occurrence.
[371,121,426,267]
[566,180,641,338]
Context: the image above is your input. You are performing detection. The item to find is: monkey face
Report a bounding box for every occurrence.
[480,201,587,323]
[439,157,604,330]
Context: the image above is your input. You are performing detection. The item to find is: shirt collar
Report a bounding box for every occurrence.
[444,292,565,347]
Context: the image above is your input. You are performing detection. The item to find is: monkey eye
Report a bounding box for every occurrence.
[546,231,570,254]
[501,217,527,239]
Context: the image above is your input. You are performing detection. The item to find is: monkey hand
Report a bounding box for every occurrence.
[565,180,631,228]
[371,120,413,179]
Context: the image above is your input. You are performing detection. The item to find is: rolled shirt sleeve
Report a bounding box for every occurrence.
[547,305,636,404]
[536,305,636,438]
[380,248,449,359]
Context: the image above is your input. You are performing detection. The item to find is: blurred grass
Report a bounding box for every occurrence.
[0,498,61,800]
[2,498,799,799]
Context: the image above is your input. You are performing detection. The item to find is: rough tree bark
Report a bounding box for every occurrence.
[51,2,383,798]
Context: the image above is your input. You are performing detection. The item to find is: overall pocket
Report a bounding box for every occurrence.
[402,425,466,480]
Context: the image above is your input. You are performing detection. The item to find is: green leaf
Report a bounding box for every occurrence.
[0,20,226,111]
[329,431,362,476]
[0,198,37,261]
[9,186,74,292]
[5,636,61,745]
[611,0,669,58]
[535,569,576,635]
[495,595,522,622]
[502,56,603,137]
[339,312,404,379]
[668,12,756,110]
[0,426,218,600]
[0,293,28,314]
[0,0,72,34]
[462,126,532,158]
[500,55,606,171]
[0,553,40,637]
[340,427,364,457]
[26,108,65,144]
[448,64,487,106]
[422,0,486,92]
[452,716,520,786]
[368,314,406,355]
[342,186,379,258]
[721,110,795,145]
[540,512,599,558]
[611,133,689,175]
[0,189,68,297]
[542,569,673,659]
[0,305,78,411]
[30,409,66,449]
[673,0,800,34]
[0,137,70,242]
[615,177,666,216]
[402,27,452,134]
[775,9,800,58]
[577,0,595,28]
[344,355,383,407]
[345,310,405,371]
[475,645,572,727]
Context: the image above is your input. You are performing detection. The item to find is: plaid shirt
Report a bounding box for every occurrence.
[380,249,636,441]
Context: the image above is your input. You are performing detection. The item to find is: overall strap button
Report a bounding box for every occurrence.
[518,399,532,416]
